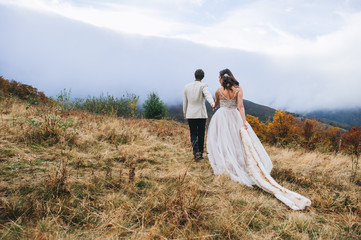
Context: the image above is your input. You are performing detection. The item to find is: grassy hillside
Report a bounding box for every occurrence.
[1,99,360,239]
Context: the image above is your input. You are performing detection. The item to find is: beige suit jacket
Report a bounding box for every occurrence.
[183,81,215,119]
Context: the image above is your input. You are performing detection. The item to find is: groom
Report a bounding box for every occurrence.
[183,69,215,161]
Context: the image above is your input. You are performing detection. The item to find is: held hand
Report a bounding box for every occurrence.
[243,122,248,130]
[212,105,216,111]
[184,117,188,121]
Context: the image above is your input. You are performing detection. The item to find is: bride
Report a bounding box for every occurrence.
[206,69,311,210]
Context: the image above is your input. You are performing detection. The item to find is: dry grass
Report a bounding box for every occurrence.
[0,99,360,239]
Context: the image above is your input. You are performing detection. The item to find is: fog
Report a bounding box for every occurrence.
[1,2,361,112]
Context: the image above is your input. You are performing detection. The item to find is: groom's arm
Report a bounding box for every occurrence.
[202,84,215,107]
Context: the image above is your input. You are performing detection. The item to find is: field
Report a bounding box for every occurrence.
[0,100,360,239]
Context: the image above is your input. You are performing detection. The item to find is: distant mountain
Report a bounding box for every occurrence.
[304,109,361,128]
[167,99,276,123]
[243,99,276,122]
[169,99,355,131]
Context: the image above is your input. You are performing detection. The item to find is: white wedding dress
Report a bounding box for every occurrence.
[207,90,311,210]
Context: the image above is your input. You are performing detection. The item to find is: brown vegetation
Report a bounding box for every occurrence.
[247,110,360,155]
[0,76,50,103]
[0,98,360,239]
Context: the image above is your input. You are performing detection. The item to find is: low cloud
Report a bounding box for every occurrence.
[1,1,361,112]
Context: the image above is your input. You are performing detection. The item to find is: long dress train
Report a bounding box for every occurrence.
[207,90,311,210]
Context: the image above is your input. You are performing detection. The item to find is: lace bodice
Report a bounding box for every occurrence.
[220,99,237,109]
[219,89,238,109]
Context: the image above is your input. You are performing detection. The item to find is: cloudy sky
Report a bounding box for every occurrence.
[1,0,361,112]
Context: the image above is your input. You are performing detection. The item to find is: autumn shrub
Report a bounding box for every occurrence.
[0,76,49,103]
[0,76,11,97]
[251,111,345,153]
[324,126,342,153]
[342,126,361,181]
[266,110,300,147]
[247,114,267,142]
[299,120,320,150]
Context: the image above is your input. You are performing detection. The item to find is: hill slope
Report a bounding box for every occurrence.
[0,99,360,239]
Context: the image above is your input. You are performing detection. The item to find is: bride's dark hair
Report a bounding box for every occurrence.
[219,68,239,86]
[222,75,235,90]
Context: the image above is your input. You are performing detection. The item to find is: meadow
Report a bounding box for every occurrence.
[0,98,360,239]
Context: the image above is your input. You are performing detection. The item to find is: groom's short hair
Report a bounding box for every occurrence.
[195,69,204,80]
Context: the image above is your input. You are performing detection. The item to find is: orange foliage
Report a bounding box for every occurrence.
[324,126,342,153]
[341,126,361,181]
[246,110,357,155]
[246,114,266,142]
[342,126,361,156]
[300,120,319,150]
[0,76,49,103]
[302,120,316,142]
[266,110,299,146]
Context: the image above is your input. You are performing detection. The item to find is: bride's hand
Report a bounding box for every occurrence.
[243,122,248,130]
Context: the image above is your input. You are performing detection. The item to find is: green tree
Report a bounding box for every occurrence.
[142,92,167,119]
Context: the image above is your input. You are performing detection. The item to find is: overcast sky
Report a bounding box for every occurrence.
[1,0,361,112]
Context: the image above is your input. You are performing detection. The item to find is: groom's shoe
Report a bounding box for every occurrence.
[194,152,202,162]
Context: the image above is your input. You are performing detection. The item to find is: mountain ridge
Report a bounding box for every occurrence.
[304,108,361,127]
[168,98,355,130]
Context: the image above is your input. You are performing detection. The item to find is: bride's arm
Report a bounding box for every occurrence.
[237,88,248,129]
[213,90,220,110]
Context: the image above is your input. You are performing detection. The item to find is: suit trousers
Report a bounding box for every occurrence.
[188,118,206,156]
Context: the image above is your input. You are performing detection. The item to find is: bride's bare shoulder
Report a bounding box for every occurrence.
[236,87,244,98]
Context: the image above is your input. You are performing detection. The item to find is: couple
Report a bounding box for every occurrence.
[183,69,311,210]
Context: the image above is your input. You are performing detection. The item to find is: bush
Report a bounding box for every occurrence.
[246,114,267,142]
[142,92,167,119]
[0,76,50,103]
[73,93,139,118]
